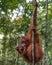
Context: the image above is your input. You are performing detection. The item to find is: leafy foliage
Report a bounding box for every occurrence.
[0,0,52,65]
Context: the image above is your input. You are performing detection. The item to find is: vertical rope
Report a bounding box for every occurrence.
[44,0,48,65]
[32,31,35,65]
[32,0,38,65]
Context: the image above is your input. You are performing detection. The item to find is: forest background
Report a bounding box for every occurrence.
[0,0,52,65]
